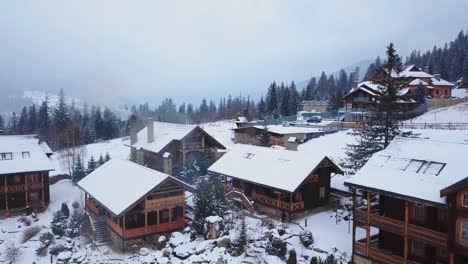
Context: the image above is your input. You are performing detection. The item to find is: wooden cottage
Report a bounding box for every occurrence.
[345,136,468,264]
[232,125,325,151]
[0,135,53,218]
[208,144,343,219]
[127,117,226,176]
[78,158,194,250]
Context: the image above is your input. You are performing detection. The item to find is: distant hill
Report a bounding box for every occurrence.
[296,59,373,89]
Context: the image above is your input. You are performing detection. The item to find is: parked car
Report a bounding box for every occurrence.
[307,116,322,123]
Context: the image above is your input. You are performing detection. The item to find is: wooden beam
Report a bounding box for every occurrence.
[123,215,126,238]
[144,198,148,236]
[4,176,8,212]
[352,189,357,255]
[366,191,371,257]
[41,173,45,207]
[404,200,408,263]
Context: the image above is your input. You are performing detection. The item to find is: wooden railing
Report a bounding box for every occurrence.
[369,247,405,264]
[253,193,289,210]
[354,210,448,248]
[182,142,203,150]
[123,218,185,239]
[105,216,123,236]
[226,190,254,213]
[27,183,43,190]
[145,195,185,210]
[0,184,25,193]
[86,199,100,215]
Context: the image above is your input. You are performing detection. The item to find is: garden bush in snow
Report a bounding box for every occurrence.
[49,244,68,256]
[51,210,68,236]
[287,249,297,264]
[266,236,287,258]
[67,210,85,238]
[61,203,70,218]
[5,241,21,263]
[299,230,314,247]
[18,216,32,226]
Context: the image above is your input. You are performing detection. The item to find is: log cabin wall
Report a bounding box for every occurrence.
[298,166,331,210]
[454,187,468,258]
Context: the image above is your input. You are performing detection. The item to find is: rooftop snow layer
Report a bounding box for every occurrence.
[0,135,55,175]
[345,135,468,205]
[78,158,181,216]
[208,144,339,192]
[130,121,196,153]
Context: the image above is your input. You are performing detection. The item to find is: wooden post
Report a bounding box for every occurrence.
[289,193,292,212]
[404,200,409,263]
[366,191,371,256]
[157,210,160,232]
[144,198,148,236]
[352,189,357,256]
[4,176,8,212]
[25,175,29,208]
[123,215,126,238]
[41,173,45,207]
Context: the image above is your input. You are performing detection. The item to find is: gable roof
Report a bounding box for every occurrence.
[0,135,54,175]
[128,121,225,154]
[208,144,343,192]
[78,158,193,216]
[345,136,468,206]
[233,125,322,136]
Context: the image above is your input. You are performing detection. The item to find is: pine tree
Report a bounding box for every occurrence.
[8,112,18,134]
[257,96,266,118]
[259,127,271,147]
[53,88,69,129]
[237,216,247,253]
[51,211,68,237]
[98,155,105,166]
[266,82,278,115]
[193,177,228,234]
[104,152,111,162]
[345,43,410,173]
[288,81,300,115]
[0,115,4,132]
[180,161,198,184]
[279,89,290,116]
[287,249,297,264]
[38,95,50,133]
[86,156,97,175]
[27,104,37,134]
[18,107,28,134]
[72,155,86,182]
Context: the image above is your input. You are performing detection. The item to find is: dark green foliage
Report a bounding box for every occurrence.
[104,152,111,162]
[287,249,297,264]
[197,154,209,176]
[257,96,266,118]
[67,210,84,238]
[180,161,198,185]
[0,114,4,131]
[98,155,105,166]
[266,236,287,258]
[232,216,247,255]
[86,155,97,175]
[51,211,67,236]
[72,155,86,182]
[259,127,271,147]
[413,83,428,103]
[310,255,339,264]
[193,177,228,235]
[61,203,70,218]
[39,232,55,247]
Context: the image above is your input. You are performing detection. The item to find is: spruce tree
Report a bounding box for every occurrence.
[27,104,37,134]
[72,155,86,182]
[257,96,266,119]
[279,89,291,116]
[345,43,410,173]
[180,161,198,184]
[86,156,97,175]
[193,177,228,234]
[266,82,278,115]
[259,127,271,147]
[53,88,69,129]
[18,107,28,134]
[98,155,105,166]
[38,96,50,133]
[104,152,111,162]
[8,112,18,134]
[0,115,4,132]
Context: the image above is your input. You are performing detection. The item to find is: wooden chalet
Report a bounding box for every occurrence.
[0,135,53,218]
[232,125,325,151]
[127,116,226,176]
[78,158,195,250]
[345,136,468,264]
[208,144,343,219]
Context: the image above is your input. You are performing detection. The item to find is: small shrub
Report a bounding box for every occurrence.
[18,216,32,226]
[51,211,68,236]
[49,244,67,256]
[266,237,287,258]
[310,255,339,264]
[287,249,297,264]
[61,203,70,218]
[72,201,80,210]
[300,230,314,247]
[5,241,21,263]
[67,210,85,238]
[39,232,55,247]
[36,245,48,256]
[22,226,42,243]
[276,223,288,236]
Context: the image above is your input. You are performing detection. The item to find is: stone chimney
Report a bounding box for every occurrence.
[434,73,441,81]
[130,115,138,145]
[423,65,430,73]
[163,152,173,175]
[147,118,154,143]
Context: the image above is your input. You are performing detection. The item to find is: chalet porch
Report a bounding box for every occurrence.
[85,194,185,240]
[352,190,449,264]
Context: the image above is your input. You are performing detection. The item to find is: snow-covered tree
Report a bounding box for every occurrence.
[259,127,271,147]
[51,211,68,236]
[193,177,228,234]
[86,155,97,175]
[72,155,86,182]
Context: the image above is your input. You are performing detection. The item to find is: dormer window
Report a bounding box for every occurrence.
[22,151,30,159]
[0,152,13,160]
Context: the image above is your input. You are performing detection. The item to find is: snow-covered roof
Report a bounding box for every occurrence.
[208,144,342,192]
[430,77,453,87]
[409,79,429,86]
[236,117,248,123]
[345,135,468,205]
[256,125,321,135]
[0,135,55,175]
[129,121,225,154]
[393,65,434,79]
[78,158,190,216]
[452,88,468,98]
[288,137,297,143]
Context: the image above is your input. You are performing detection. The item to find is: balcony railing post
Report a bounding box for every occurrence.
[404,200,408,263]
[366,191,371,257]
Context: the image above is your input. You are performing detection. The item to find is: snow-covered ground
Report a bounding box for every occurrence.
[408,102,468,123]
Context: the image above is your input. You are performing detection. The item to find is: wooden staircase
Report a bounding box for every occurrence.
[92,217,111,245]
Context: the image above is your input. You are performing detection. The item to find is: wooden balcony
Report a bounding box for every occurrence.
[368,246,405,264]
[121,218,185,239]
[0,184,25,193]
[145,195,185,210]
[354,209,448,248]
[86,198,100,215]
[182,142,203,151]
[252,192,304,212]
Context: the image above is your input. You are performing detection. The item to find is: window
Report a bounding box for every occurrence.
[243,153,255,159]
[422,162,445,176]
[414,203,425,222]
[461,222,468,247]
[444,89,449,95]
[405,159,426,172]
[30,192,39,201]
[147,211,157,225]
[463,194,468,207]
[319,187,326,199]
[159,209,169,223]
[0,152,13,160]
[435,89,440,95]
[412,240,425,256]
[22,151,30,159]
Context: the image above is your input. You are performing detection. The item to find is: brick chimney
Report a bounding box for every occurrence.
[147,118,154,143]
[434,74,441,81]
[163,152,173,175]
[130,115,138,145]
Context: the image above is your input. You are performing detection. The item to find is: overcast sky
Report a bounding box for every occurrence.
[1,0,468,105]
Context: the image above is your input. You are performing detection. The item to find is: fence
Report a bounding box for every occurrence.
[400,122,468,130]
[426,97,468,110]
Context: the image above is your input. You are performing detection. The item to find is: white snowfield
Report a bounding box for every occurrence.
[0,135,54,175]
[208,144,340,192]
[77,158,185,216]
[345,134,468,204]
[409,102,468,123]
